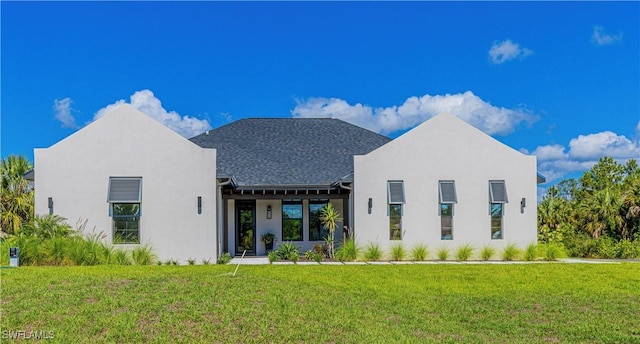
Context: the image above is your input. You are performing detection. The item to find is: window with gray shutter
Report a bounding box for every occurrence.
[387,181,405,204]
[439,181,457,204]
[108,177,142,203]
[489,180,508,203]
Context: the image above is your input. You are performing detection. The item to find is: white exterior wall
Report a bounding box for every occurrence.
[34,105,217,264]
[353,113,537,257]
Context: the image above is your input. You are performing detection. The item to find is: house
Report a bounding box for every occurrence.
[33,105,542,263]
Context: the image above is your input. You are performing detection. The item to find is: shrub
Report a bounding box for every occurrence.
[277,242,300,261]
[437,247,450,261]
[363,242,383,261]
[480,245,495,261]
[411,244,428,261]
[335,239,359,262]
[390,243,406,261]
[617,239,640,259]
[187,258,196,265]
[523,243,538,261]
[313,243,327,257]
[131,244,156,265]
[502,243,521,261]
[68,235,108,266]
[217,252,232,265]
[541,243,565,261]
[201,258,212,265]
[455,244,474,261]
[267,250,278,264]
[42,236,71,265]
[304,250,323,263]
[19,214,73,239]
[111,249,132,265]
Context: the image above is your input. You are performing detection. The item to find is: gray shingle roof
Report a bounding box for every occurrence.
[190,118,391,187]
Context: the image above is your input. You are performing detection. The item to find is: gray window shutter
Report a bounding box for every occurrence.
[387,181,405,204]
[439,181,457,204]
[489,180,508,203]
[108,177,142,202]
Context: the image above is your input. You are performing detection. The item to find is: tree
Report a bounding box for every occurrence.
[0,155,34,236]
[577,188,623,239]
[319,203,341,258]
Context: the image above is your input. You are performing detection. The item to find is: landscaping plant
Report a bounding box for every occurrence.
[480,245,496,261]
[437,246,450,261]
[390,243,406,261]
[455,244,474,261]
[411,244,428,261]
[363,242,383,261]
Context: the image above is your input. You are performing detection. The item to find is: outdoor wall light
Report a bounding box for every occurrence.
[197,196,202,214]
[267,205,272,219]
[368,198,372,214]
[48,197,54,215]
[520,197,526,214]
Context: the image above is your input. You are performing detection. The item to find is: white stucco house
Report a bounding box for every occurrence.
[33,105,543,263]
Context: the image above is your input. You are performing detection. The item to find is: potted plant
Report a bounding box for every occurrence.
[260,232,276,252]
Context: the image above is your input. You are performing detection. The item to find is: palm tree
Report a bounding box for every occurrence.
[0,155,34,236]
[319,203,342,258]
[577,189,623,239]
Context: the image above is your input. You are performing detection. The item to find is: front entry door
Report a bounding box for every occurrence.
[235,201,256,255]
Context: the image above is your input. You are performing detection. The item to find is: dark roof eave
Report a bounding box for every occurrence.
[537,173,546,184]
[234,184,339,191]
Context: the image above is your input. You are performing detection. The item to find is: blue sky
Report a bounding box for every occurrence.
[1,2,639,194]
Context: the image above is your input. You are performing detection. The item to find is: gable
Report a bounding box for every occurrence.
[360,113,531,163]
[45,105,205,155]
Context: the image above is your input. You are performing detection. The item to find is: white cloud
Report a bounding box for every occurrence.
[292,91,537,136]
[488,39,533,64]
[532,144,566,161]
[592,26,622,46]
[533,130,640,183]
[53,97,79,129]
[94,90,212,138]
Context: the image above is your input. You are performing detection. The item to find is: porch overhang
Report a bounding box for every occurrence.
[221,184,350,199]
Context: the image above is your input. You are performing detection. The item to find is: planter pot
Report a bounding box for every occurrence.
[265,242,274,252]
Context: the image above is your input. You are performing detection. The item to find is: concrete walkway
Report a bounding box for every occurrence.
[228,257,625,265]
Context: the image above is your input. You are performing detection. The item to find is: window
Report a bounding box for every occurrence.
[389,204,402,240]
[282,200,303,241]
[438,181,456,240]
[387,181,404,240]
[489,181,507,240]
[112,203,141,244]
[108,177,142,244]
[309,200,329,241]
[490,203,503,239]
[440,204,453,240]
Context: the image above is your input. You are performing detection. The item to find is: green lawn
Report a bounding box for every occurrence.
[1,263,639,343]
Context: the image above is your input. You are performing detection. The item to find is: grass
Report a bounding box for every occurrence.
[480,245,496,261]
[455,244,474,261]
[363,242,384,261]
[334,239,359,262]
[411,244,428,261]
[437,246,450,261]
[502,243,522,261]
[389,243,406,261]
[1,264,639,343]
